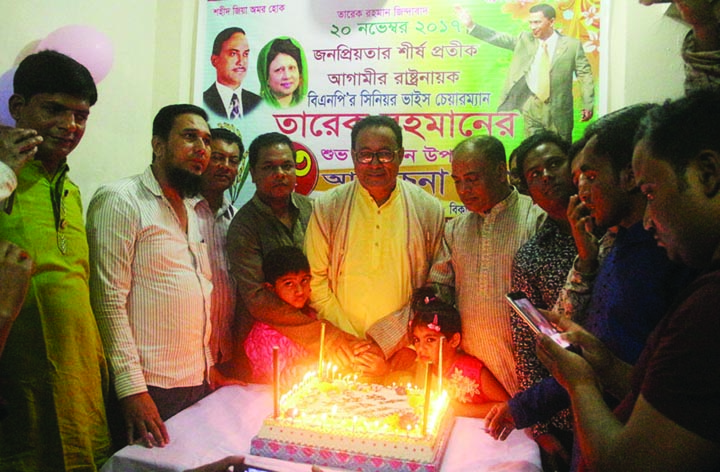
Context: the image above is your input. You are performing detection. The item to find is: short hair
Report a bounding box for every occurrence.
[513,131,570,187]
[262,246,309,285]
[568,136,589,167]
[350,115,403,150]
[529,3,556,20]
[14,50,97,105]
[248,132,295,169]
[266,38,303,76]
[636,89,720,177]
[212,27,246,56]
[583,103,657,175]
[408,286,463,342]
[453,135,507,169]
[152,104,208,141]
[210,128,245,157]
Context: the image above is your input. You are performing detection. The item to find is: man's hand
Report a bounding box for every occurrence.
[537,332,596,393]
[0,126,43,175]
[327,333,366,369]
[484,401,516,441]
[388,346,416,371]
[581,109,594,121]
[119,392,169,448]
[0,240,33,328]
[353,342,390,378]
[567,195,599,273]
[453,5,475,30]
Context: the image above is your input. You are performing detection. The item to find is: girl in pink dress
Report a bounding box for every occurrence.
[409,287,509,418]
[243,246,316,384]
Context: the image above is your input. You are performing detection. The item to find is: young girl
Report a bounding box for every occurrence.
[243,246,316,384]
[408,287,510,418]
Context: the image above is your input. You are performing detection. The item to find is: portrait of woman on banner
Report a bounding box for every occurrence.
[257,36,308,108]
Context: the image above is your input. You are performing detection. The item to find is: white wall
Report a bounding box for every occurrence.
[0,0,689,208]
[606,1,687,111]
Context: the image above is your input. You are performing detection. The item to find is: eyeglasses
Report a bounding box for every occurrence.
[353,149,399,164]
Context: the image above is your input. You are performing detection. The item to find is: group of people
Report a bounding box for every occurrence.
[1,3,720,471]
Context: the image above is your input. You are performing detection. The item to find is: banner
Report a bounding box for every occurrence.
[195,0,603,214]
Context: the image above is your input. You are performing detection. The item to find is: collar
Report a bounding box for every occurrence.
[251,191,300,216]
[615,220,654,246]
[216,82,244,114]
[141,165,203,206]
[4,160,70,215]
[479,187,518,217]
[356,178,400,208]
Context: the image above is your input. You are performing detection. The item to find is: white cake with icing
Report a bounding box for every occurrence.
[250,373,454,472]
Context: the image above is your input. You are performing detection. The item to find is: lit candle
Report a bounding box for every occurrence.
[438,336,444,394]
[423,360,431,436]
[273,345,279,418]
[318,322,326,378]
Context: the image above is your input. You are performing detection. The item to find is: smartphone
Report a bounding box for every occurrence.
[505,291,571,348]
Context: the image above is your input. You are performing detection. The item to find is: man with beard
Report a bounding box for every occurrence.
[87,104,214,448]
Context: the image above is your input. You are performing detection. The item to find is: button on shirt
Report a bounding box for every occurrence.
[428,190,545,395]
[87,166,214,399]
[317,183,410,338]
[196,197,236,365]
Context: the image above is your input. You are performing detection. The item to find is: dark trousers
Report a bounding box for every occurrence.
[147,382,210,421]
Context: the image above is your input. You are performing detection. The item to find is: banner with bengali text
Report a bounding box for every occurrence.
[195,0,603,215]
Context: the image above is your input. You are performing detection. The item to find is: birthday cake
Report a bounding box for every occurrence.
[250,373,454,472]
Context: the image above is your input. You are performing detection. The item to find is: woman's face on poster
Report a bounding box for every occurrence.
[267,52,300,99]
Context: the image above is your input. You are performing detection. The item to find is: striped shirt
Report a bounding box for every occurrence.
[196,197,236,365]
[87,166,214,399]
[428,189,545,395]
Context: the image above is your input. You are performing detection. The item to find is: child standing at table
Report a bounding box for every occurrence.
[243,246,316,384]
[408,287,510,418]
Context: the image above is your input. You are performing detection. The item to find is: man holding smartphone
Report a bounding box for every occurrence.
[538,88,720,472]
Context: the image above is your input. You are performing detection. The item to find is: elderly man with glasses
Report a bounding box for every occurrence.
[304,115,445,379]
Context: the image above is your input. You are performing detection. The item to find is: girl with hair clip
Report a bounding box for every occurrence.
[408,287,509,418]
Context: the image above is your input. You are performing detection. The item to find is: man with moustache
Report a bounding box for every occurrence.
[428,135,545,395]
[87,104,214,448]
[197,128,243,379]
[204,27,262,119]
[0,50,112,471]
[305,115,445,377]
[226,132,361,377]
[537,90,720,472]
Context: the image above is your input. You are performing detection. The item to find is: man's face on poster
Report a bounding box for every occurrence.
[528,11,554,40]
[211,32,250,89]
